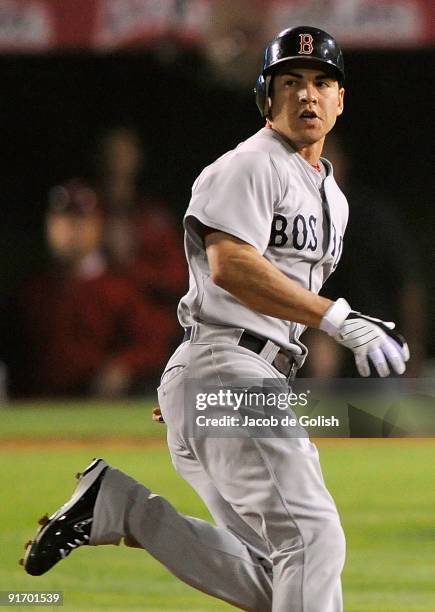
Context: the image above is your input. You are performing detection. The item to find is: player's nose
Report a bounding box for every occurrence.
[298,82,318,104]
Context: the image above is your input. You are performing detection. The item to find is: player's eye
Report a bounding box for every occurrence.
[284,79,297,87]
[316,80,330,88]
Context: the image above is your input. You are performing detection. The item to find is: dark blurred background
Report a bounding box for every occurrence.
[0,0,434,398]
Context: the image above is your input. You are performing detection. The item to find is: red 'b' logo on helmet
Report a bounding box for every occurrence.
[298,33,314,55]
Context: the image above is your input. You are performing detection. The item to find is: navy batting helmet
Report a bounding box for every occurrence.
[255,26,345,117]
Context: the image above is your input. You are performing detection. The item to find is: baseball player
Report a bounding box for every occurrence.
[23,26,409,612]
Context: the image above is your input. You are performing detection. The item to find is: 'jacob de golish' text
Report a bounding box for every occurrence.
[195,414,340,428]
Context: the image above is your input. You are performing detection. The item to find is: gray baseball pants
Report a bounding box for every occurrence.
[90,323,345,611]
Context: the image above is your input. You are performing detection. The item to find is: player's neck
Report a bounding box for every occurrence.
[267,123,324,166]
[296,142,324,166]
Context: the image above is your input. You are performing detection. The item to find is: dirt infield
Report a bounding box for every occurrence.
[1,436,434,451]
[0,436,166,450]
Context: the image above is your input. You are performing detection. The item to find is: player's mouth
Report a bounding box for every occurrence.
[299,110,321,125]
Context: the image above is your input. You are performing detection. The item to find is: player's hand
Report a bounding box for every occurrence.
[333,313,410,377]
[152,406,165,423]
[320,298,410,377]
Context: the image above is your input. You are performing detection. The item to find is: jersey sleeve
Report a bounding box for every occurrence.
[184,151,281,254]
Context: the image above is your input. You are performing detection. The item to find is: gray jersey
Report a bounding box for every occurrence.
[178,127,348,359]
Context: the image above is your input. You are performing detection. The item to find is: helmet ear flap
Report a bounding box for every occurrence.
[255,74,272,118]
[255,74,267,117]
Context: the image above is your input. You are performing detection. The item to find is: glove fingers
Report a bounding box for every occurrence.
[354,354,371,377]
[367,347,390,377]
[335,311,408,378]
[385,328,409,357]
[382,340,406,375]
[401,341,410,362]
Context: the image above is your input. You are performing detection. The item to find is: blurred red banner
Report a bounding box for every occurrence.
[0,0,434,52]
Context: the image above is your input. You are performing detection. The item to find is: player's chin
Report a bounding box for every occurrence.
[294,121,324,136]
[297,128,325,145]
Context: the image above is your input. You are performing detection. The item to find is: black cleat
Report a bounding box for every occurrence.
[23,458,108,576]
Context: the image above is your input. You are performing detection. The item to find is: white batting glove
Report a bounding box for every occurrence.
[320,298,410,377]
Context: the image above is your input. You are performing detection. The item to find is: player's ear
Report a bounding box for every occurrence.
[337,87,345,116]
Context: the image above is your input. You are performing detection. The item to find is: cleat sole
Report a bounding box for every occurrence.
[38,514,49,526]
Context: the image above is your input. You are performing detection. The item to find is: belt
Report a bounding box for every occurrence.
[183,326,297,380]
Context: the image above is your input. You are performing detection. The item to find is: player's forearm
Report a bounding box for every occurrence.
[206,233,332,328]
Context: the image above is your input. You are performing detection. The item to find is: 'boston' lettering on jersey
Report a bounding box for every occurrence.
[269,213,318,251]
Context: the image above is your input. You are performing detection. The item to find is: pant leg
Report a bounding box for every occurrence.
[173,340,346,612]
[91,336,345,612]
[188,433,345,612]
[173,449,273,576]
[90,467,272,611]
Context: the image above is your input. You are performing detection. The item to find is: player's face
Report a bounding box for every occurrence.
[270,66,344,153]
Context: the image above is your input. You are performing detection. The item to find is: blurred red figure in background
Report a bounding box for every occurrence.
[8,180,171,398]
[94,126,187,307]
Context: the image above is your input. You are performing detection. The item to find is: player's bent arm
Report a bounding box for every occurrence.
[206,230,332,328]
[206,230,410,377]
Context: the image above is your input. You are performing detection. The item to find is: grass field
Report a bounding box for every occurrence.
[1,401,435,611]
